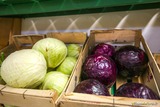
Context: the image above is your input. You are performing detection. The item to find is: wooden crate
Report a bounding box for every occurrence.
[60,29,160,107]
[0,32,87,107]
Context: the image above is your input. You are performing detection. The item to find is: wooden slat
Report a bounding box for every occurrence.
[11,18,22,35]
[0,18,13,49]
[60,100,114,107]
[91,29,137,43]
[9,18,22,45]
[46,32,87,44]
[12,34,45,50]
[134,30,142,47]
[61,93,160,107]
[113,96,160,107]
[141,36,160,92]
[0,85,58,107]
[63,93,113,106]
[153,54,160,68]
[0,18,21,50]
[0,85,57,98]
[0,92,55,107]
[141,65,160,96]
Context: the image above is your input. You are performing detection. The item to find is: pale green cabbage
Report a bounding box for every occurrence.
[0,55,5,85]
[32,38,67,68]
[67,44,81,58]
[0,59,2,66]
[41,71,69,95]
[1,49,47,88]
[3,104,17,107]
[56,57,77,75]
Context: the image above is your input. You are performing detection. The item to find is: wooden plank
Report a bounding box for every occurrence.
[141,65,160,96]
[64,93,113,103]
[0,18,13,49]
[61,93,160,107]
[0,85,57,98]
[0,85,58,107]
[91,29,137,43]
[59,100,114,107]
[153,54,160,68]
[134,30,142,47]
[12,18,22,35]
[0,18,21,50]
[12,34,45,50]
[62,93,113,107]
[141,36,160,92]
[0,92,55,107]
[113,96,160,107]
[47,32,87,44]
[9,18,22,44]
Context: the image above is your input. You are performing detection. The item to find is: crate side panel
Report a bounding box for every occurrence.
[154,54,160,68]
[46,32,87,44]
[141,37,160,94]
[12,34,45,49]
[0,92,55,107]
[59,100,114,107]
[91,29,138,43]
[0,18,13,49]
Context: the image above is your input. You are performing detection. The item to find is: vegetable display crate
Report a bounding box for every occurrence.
[60,29,160,107]
[0,32,87,107]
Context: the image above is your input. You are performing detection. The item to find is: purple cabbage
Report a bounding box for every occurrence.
[74,79,110,96]
[92,43,115,57]
[114,45,149,77]
[82,54,117,88]
[116,82,159,100]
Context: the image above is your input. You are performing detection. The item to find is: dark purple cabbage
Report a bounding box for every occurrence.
[116,83,159,100]
[114,45,149,77]
[74,79,110,96]
[82,54,117,88]
[92,43,115,57]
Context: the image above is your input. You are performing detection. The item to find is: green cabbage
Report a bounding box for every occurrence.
[32,38,67,68]
[0,53,5,85]
[0,59,2,66]
[56,57,77,75]
[67,44,81,58]
[3,104,17,107]
[41,71,69,95]
[1,49,47,88]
